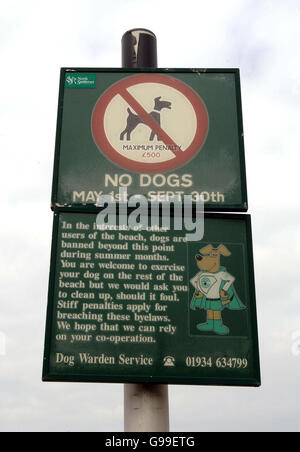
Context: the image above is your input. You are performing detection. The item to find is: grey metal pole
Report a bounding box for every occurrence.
[122,28,170,433]
[124,384,169,432]
[122,28,157,68]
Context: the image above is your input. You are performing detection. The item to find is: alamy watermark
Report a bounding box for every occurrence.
[95,187,204,241]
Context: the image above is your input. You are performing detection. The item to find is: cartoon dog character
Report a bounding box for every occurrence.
[190,244,245,335]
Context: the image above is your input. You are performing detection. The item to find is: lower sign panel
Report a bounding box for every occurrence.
[43,212,260,386]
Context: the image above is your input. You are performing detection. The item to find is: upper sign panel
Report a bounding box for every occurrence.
[52,69,247,210]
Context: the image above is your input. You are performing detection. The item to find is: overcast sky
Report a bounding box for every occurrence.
[1,0,300,432]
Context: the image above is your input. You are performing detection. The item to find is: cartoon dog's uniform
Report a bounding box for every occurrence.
[190,244,245,335]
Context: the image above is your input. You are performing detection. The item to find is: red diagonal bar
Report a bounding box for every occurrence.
[119,88,181,155]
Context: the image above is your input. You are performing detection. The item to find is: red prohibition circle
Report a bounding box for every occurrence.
[91,74,209,173]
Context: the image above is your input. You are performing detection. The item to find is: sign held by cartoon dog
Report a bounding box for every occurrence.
[190,244,246,335]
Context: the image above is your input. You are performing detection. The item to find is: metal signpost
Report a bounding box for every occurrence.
[43,29,260,433]
[121,30,169,432]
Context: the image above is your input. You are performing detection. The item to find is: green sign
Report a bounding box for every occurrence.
[43,212,260,386]
[52,68,247,211]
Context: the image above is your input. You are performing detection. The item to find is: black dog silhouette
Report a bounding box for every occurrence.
[120,96,171,141]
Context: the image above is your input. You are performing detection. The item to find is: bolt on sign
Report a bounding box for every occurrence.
[43,212,260,386]
[51,69,247,211]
